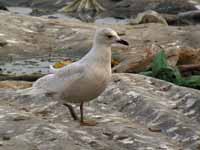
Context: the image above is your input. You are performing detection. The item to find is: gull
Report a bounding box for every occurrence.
[20,28,129,126]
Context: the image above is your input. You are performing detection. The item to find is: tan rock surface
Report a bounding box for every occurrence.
[0,74,200,149]
[0,10,200,76]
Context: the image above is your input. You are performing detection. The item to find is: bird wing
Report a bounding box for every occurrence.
[31,62,85,95]
[49,62,80,75]
[53,61,84,77]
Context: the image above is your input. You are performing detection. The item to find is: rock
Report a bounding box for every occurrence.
[177,10,200,25]
[0,0,198,21]
[0,2,8,11]
[0,0,66,14]
[150,11,200,26]
[95,17,129,25]
[0,80,32,89]
[161,14,178,25]
[30,8,51,16]
[152,0,197,14]
[111,24,183,73]
[0,74,200,149]
[99,0,197,20]
[0,10,94,78]
[59,0,198,22]
[1,11,200,77]
[178,48,200,65]
[0,40,8,47]
[7,7,33,15]
[129,10,168,25]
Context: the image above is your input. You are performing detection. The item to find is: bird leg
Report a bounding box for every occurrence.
[80,102,97,126]
[63,103,79,120]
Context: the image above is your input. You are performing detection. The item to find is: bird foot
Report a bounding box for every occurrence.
[80,120,97,126]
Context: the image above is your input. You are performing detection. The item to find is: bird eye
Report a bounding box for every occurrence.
[107,35,113,39]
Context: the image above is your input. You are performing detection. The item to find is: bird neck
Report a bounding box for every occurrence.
[84,42,112,67]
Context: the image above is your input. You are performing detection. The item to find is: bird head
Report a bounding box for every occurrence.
[94,28,129,46]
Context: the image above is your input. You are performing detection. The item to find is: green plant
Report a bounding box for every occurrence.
[141,50,200,90]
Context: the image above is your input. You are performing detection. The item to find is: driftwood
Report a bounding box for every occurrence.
[178,64,200,72]
[0,80,32,89]
[112,48,155,73]
[0,74,43,81]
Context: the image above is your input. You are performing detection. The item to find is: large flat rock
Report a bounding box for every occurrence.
[0,73,200,149]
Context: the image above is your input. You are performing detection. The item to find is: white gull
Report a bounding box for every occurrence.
[19,28,129,126]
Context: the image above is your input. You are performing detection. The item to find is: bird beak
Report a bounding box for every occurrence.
[116,39,129,46]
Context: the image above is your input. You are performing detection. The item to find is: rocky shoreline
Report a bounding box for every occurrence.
[0,0,200,149]
[1,0,200,24]
[0,10,200,79]
[0,74,200,149]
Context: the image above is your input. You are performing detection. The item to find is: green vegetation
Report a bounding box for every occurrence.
[142,51,200,90]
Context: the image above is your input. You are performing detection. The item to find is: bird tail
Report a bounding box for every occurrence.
[16,87,34,96]
[16,87,44,96]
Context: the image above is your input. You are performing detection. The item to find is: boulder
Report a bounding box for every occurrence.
[0,74,200,149]
[177,10,200,25]
[129,10,168,25]
[0,2,8,11]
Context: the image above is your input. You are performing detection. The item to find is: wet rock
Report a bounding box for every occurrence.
[30,8,52,16]
[152,0,197,14]
[0,2,8,11]
[0,40,8,47]
[177,10,200,25]
[0,73,200,149]
[7,7,32,15]
[2,135,11,141]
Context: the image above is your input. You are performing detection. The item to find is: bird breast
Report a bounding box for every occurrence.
[62,65,111,103]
